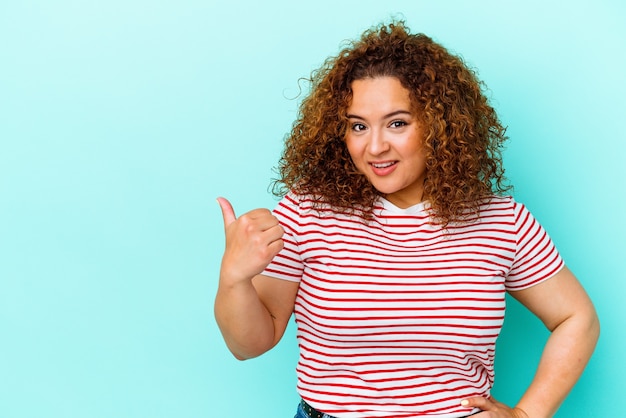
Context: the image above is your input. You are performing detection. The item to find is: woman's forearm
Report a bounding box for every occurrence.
[214,275,276,360]
[515,305,600,417]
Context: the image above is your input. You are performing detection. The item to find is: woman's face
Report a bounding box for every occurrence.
[345,76,427,208]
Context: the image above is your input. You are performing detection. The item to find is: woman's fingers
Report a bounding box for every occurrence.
[461,396,490,410]
[460,396,529,418]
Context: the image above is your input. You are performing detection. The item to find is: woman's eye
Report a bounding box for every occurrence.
[351,123,367,132]
[390,120,407,128]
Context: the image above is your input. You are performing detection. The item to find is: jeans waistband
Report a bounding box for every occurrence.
[300,399,333,418]
[299,399,478,418]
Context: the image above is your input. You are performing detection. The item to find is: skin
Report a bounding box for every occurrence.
[345,77,427,208]
[215,76,600,417]
[214,197,298,360]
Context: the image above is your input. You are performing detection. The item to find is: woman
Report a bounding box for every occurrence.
[215,21,599,418]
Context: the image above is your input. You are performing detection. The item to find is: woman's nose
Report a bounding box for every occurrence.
[367,129,390,155]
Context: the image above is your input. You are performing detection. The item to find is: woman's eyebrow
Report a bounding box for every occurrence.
[346,110,412,120]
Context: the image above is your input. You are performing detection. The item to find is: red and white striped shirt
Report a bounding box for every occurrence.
[263,193,563,418]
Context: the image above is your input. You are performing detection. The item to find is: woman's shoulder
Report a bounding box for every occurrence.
[275,191,340,217]
[279,191,326,209]
[479,195,542,226]
[481,194,519,209]
[277,190,374,222]
[475,195,523,220]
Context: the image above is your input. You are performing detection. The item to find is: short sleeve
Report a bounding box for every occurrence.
[262,193,305,282]
[505,202,564,291]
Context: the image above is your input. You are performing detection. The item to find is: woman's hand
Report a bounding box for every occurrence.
[214,197,293,360]
[217,197,284,284]
[461,396,529,418]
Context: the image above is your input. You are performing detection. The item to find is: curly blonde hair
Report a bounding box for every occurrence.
[273,21,510,225]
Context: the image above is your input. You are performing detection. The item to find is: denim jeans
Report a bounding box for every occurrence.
[294,402,479,418]
[294,402,335,418]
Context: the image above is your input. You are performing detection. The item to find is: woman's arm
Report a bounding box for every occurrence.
[215,273,299,360]
[510,266,600,417]
[214,197,299,360]
[462,266,600,417]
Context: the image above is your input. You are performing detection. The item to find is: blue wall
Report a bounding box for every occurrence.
[1,1,623,417]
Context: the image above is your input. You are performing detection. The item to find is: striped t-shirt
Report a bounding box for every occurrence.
[263,192,563,418]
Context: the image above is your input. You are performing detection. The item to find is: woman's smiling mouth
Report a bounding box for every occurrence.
[370,161,398,175]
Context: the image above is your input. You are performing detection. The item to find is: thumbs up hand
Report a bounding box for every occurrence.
[217,197,285,284]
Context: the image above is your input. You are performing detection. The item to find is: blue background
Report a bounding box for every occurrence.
[1,1,624,417]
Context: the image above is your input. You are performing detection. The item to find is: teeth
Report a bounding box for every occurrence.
[372,162,395,168]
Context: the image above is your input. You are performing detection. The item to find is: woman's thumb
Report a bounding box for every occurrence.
[216,197,236,227]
